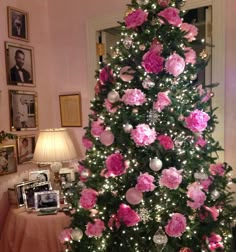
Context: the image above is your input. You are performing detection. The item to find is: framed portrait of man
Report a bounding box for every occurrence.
[9,90,38,131]
[5,42,35,86]
[7,6,29,42]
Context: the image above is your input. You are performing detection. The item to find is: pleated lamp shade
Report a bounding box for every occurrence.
[33,128,77,164]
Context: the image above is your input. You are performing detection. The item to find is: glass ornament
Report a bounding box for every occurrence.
[142,78,155,89]
[123,36,133,49]
[71,228,83,241]
[123,123,133,133]
[107,90,120,103]
[194,172,208,180]
[211,189,220,200]
[149,157,162,171]
[153,226,168,251]
[136,0,150,5]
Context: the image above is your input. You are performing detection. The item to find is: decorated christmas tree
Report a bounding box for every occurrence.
[60,0,236,251]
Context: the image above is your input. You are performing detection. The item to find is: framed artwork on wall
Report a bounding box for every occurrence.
[7,6,29,42]
[5,42,35,86]
[59,94,82,127]
[0,141,17,176]
[9,90,38,131]
[17,135,36,164]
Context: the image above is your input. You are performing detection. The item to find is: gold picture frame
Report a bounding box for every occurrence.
[59,94,82,127]
[7,6,29,42]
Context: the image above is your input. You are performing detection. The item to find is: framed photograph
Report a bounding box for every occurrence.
[59,94,82,127]
[59,167,75,185]
[5,42,35,86]
[14,180,38,207]
[34,190,60,211]
[7,7,29,42]
[29,170,50,182]
[23,181,52,210]
[17,135,36,164]
[0,141,17,176]
[9,90,38,131]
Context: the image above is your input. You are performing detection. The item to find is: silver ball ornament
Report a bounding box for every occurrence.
[136,0,150,5]
[71,228,83,241]
[153,227,168,245]
[123,123,133,133]
[211,190,220,200]
[149,157,162,171]
[107,90,120,103]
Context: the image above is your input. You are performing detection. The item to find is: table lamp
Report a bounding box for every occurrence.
[33,128,77,189]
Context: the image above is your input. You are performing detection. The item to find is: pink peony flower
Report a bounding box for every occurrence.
[125,9,148,29]
[159,167,182,189]
[150,38,163,54]
[58,228,73,243]
[206,233,224,251]
[117,203,140,227]
[184,47,197,64]
[179,248,193,252]
[99,66,114,84]
[187,182,206,209]
[180,23,198,42]
[203,205,220,221]
[122,89,147,106]
[153,91,172,112]
[157,0,171,7]
[91,119,105,137]
[82,137,93,149]
[165,53,185,77]
[158,7,182,27]
[95,80,102,94]
[165,213,186,237]
[104,99,118,113]
[209,163,225,176]
[195,136,207,148]
[108,214,120,230]
[85,219,105,237]
[185,109,210,133]
[142,50,164,74]
[79,188,98,209]
[105,153,125,177]
[131,124,157,146]
[135,172,156,192]
[201,92,212,103]
[78,164,90,182]
[157,134,174,150]
[200,178,213,192]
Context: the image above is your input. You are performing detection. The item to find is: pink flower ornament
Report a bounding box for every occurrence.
[122,89,146,106]
[82,137,93,150]
[79,188,98,209]
[184,47,197,65]
[99,66,114,84]
[195,136,207,148]
[104,99,118,113]
[158,7,182,27]
[180,23,198,42]
[85,219,105,237]
[153,91,171,112]
[165,53,185,77]
[91,119,105,137]
[131,124,157,146]
[125,9,148,29]
[142,49,164,74]
[157,0,171,7]
[108,214,120,230]
[157,134,174,150]
[185,109,210,133]
[105,153,125,177]
[209,163,225,176]
[206,233,224,251]
[135,172,156,192]
[187,182,206,209]
[159,167,182,189]
[165,213,186,237]
[117,203,140,227]
[58,228,73,244]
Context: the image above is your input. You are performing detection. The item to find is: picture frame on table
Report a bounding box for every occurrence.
[0,141,17,176]
[7,6,29,42]
[29,170,50,182]
[9,90,38,131]
[59,94,82,127]
[14,179,38,207]
[17,135,36,164]
[59,167,75,185]
[34,190,60,211]
[22,181,52,210]
[5,42,35,86]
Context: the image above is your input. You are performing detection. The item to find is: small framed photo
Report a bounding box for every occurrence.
[14,180,38,207]
[29,170,50,182]
[5,42,35,86]
[59,94,82,127]
[0,141,17,176]
[17,135,36,164]
[59,167,75,184]
[9,90,38,131]
[7,6,29,42]
[23,181,52,210]
[34,190,60,211]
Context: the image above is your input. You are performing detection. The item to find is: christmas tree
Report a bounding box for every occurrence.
[60,0,236,251]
